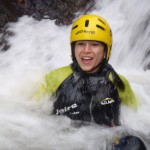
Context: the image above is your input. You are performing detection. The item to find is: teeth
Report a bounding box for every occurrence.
[82,57,92,60]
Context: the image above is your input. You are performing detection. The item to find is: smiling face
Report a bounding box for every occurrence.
[74,41,105,73]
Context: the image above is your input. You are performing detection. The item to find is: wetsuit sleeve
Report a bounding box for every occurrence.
[109,73,139,109]
[32,66,73,100]
[117,74,139,109]
[32,72,54,100]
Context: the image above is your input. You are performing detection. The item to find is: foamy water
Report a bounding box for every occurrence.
[0,0,150,149]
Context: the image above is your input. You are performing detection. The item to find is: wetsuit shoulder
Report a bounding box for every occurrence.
[45,66,73,94]
[108,72,139,109]
[33,66,73,99]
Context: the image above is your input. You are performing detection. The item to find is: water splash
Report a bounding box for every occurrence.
[0,0,150,149]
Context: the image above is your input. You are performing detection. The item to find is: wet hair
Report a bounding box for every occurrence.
[107,65,125,91]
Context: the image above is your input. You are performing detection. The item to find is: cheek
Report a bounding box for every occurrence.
[96,49,105,60]
[100,52,105,59]
[74,49,80,60]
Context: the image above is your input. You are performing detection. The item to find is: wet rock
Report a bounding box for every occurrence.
[0,27,14,51]
[0,0,95,51]
[0,1,16,33]
[0,0,95,29]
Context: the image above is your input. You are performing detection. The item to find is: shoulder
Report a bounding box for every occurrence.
[109,72,139,109]
[52,65,73,73]
[33,66,73,100]
[45,65,73,94]
[46,66,73,78]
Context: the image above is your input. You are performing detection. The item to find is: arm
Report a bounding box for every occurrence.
[32,66,73,100]
[117,74,139,110]
[109,73,139,110]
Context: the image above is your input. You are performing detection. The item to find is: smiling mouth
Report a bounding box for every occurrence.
[81,56,93,64]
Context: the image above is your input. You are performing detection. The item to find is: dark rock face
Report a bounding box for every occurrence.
[0,1,16,33]
[0,0,95,30]
[0,0,95,51]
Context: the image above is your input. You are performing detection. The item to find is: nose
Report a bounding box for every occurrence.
[83,43,91,53]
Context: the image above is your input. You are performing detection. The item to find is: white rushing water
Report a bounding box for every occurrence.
[0,0,150,149]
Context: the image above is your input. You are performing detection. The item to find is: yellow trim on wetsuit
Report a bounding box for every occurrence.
[33,66,73,99]
[109,73,139,109]
[34,65,138,109]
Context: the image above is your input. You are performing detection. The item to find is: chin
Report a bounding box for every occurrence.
[81,67,93,73]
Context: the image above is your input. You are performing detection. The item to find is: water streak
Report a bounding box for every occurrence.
[0,0,150,149]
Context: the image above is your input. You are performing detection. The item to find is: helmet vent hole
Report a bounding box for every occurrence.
[98,19,105,25]
[96,25,105,30]
[85,20,89,27]
[72,25,78,30]
[110,29,112,36]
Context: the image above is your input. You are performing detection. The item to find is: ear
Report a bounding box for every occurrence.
[103,52,106,58]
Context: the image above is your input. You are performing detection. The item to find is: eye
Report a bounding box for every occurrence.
[91,42,100,47]
[92,43,99,46]
[76,42,85,46]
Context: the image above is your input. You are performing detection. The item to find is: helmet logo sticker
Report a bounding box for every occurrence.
[76,30,95,35]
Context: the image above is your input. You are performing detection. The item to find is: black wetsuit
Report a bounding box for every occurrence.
[53,63,121,127]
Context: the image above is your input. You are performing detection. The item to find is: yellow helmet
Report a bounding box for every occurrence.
[70,14,112,61]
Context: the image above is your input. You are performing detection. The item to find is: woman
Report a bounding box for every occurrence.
[34,14,138,127]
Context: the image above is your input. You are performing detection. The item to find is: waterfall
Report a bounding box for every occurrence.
[0,0,150,149]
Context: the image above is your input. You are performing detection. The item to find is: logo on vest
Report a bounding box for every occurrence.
[56,103,78,115]
[101,98,115,105]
